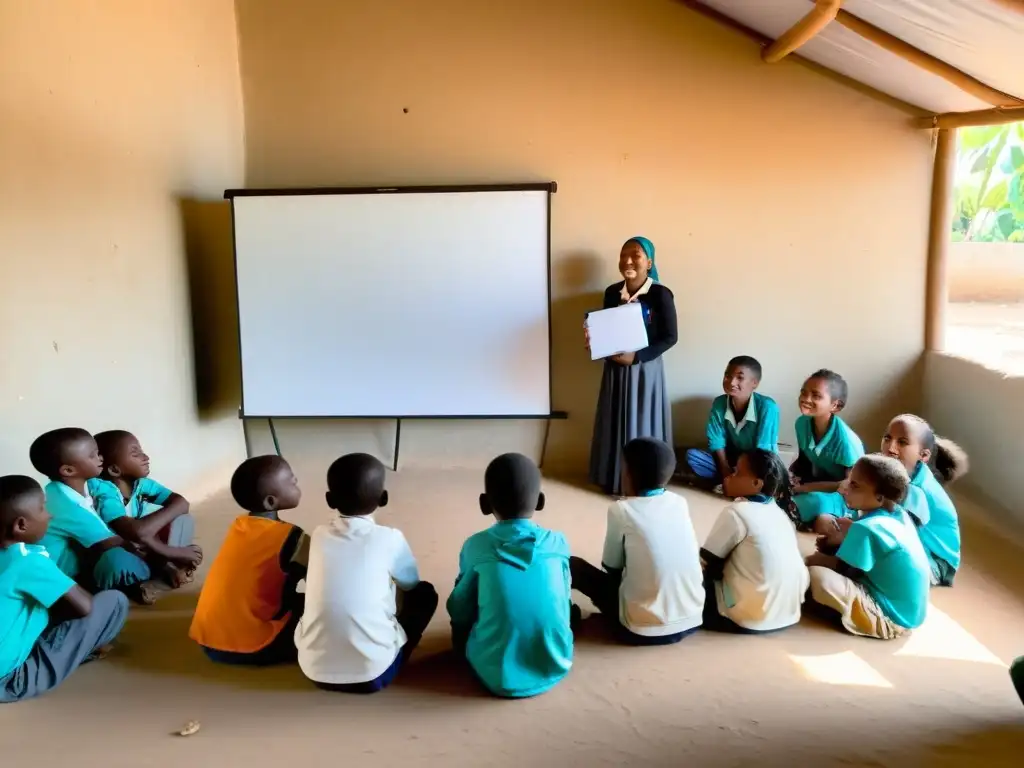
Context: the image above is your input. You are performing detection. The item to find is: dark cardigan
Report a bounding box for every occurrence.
[602,281,678,363]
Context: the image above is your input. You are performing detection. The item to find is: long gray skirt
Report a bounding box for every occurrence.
[588,356,673,495]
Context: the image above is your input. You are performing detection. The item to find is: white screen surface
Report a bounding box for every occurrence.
[231,189,551,417]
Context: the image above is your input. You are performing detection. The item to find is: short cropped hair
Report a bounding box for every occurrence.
[727,356,762,380]
[622,438,676,494]
[28,427,93,479]
[484,453,541,518]
[94,430,134,464]
[230,455,288,511]
[856,455,910,503]
[808,369,848,406]
[0,475,44,527]
[326,453,386,515]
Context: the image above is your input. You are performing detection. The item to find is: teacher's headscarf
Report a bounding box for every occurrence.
[627,236,659,282]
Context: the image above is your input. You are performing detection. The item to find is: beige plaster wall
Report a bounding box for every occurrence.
[0,0,247,496]
[232,0,934,474]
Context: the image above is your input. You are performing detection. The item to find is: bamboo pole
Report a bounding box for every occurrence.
[915,106,1024,130]
[925,128,956,352]
[762,0,842,64]
[834,10,1024,107]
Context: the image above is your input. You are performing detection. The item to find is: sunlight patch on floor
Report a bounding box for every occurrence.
[895,605,1006,666]
[789,651,893,688]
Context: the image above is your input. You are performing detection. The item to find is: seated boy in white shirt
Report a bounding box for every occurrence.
[700,450,809,634]
[295,453,437,693]
[570,438,704,644]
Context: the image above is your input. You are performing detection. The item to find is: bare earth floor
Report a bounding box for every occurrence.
[3,465,1024,767]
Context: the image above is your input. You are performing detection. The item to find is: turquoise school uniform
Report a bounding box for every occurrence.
[92,477,172,524]
[447,519,573,698]
[903,462,961,585]
[706,392,780,454]
[792,415,865,524]
[836,507,930,630]
[40,481,150,589]
[0,543,76,678]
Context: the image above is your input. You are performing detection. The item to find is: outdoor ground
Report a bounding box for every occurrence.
[947,302,1024,376]
[3,464,1023,767]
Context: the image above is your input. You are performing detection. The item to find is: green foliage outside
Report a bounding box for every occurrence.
[952,122,1024,243]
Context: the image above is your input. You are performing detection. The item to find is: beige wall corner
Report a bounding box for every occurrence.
[0,1,247,493]
[924,352,1024,526]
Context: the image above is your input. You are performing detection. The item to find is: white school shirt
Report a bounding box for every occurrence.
[294,515,420,684]
[703,499,809,631]
[601,491,705,636]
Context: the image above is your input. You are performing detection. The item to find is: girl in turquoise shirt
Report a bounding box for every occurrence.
[881,414,969,587]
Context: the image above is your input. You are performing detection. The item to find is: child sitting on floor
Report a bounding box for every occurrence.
[92,430,201,589]
[700,450,808,634]
[881,415,968,587]
[447,453,573,698]
[30,428,158,604]
[805,455,930,640]
[0,475,129,704]
[790,370,865,528]
[189,455,308,666]
[682,356,780,494]
[296,453,437,694]
[571,438,704,644]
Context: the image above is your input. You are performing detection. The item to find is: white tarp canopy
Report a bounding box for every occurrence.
[694,0,1024,114]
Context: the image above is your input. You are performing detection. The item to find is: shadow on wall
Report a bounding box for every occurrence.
[672,396,715,450]
[543,252,606,474]
[177,199,241,419]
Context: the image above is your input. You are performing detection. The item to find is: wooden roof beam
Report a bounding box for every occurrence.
[833,8,1024,107]
[915,106,1024,130]
[762,1,842,64]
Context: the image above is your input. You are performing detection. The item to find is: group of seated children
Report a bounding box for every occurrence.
[1,428,201,703]
[0,357,974,704]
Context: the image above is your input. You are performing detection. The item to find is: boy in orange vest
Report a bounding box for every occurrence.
[189,455,308,665]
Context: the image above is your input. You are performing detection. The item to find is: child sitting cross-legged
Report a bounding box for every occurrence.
[571,438,704,644]
[296,453,437,694]
[790,370,865,528]
[0,475,129,704]
[30,428,160,604]
[805,455,930,640]
[447,453,573,698]
[189,455,308,665]
[92,430,202,589]
[682,356,780,494]
[700,450,809,634]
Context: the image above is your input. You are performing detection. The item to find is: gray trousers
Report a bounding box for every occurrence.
[0,591,129,703]
[163,513,195,548]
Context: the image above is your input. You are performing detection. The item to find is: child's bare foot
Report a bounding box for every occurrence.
[127,579,162,605]
[160,562,188,589]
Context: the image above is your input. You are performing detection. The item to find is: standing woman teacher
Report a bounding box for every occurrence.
[588,237,678,495]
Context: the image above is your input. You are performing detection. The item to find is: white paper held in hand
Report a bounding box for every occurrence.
[586,303,649,361]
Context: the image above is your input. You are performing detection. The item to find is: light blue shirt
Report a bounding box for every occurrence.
[39,481,117,578]
[795,415,864,481]
[0,543,76,678]
[706,392,780,454]
[904,462,961,570]
[446,519,573,698]
[837,507,930,629]
[92,477,173,525]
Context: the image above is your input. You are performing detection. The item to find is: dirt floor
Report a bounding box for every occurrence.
[4,464,1024,768]
[947,302,1024,376]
